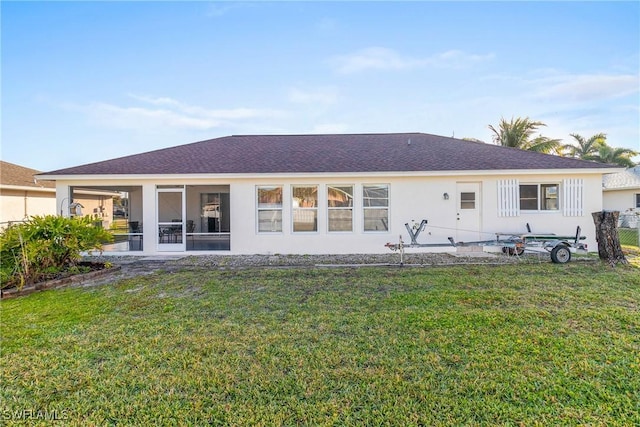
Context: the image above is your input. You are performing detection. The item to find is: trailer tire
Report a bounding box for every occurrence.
[551,245,571,264]
[507,247,523,256]
[501,245,523,256]
[512,245,525,256]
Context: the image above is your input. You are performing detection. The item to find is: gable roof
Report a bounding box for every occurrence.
[603,166,640,190]
[40,133,618,177]
[1,161,55,189]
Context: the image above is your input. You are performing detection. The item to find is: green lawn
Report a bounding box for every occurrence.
[2,263,639,426]
[619,227,639,247]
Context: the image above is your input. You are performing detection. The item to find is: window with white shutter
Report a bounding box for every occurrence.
[562,178,584,217]
[497,179,519,217]
[520,184,559,211]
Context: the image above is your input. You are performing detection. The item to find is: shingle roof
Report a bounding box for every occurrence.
[41,133,618,176]
[1,161,55,188]
[603,166,640,190]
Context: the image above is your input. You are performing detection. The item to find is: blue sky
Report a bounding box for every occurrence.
[2,1,639,171]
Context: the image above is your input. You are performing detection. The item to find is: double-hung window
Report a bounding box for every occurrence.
[257,186,283,232]
[328,185,353,232]
[363,184,389,231]
[519,184,559,211]
[636,193,640,209]
[292,185,318,232]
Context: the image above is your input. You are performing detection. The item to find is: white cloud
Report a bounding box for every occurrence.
[433,50,495,68]
[68,95,286,131]
[127,94,180,107]
[331,47,420,74]
[204,2,248,17]
[84,103,220,130]
[330,47,494,74]
[128,94,282,120]
[288,87,339,105]
[532,73,639,102]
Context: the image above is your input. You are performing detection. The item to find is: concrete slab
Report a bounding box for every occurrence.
[451,252,498,258]
[138,256,186,261]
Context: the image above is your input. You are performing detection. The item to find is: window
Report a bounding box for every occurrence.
[328,185,353,232]
[519,184,559,211]
[292,185,318,232]
[460,192,476,209]
[363,184,389,231]
[636,194,640,209]
[541,184,558,210]
[257,186,283,232]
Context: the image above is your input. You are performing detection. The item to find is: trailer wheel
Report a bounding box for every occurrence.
[550,245,571,264]
[510,247,525,256]
[502,246,524,256]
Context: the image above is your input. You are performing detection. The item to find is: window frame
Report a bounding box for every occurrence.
[327,185,354,233]
[635,193,640,209]
[256,185,283,233]
[460,191,476,210]
[292,185,319,233]
[519,183,560,212]
[362,184,390,232]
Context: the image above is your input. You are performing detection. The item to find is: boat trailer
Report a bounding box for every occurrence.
[385,220,588,264]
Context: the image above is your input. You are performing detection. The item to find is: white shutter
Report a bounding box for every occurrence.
[563,178,584,216]
[497,179,519,217]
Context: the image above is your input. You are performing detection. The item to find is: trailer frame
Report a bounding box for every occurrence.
[385,220,588,264]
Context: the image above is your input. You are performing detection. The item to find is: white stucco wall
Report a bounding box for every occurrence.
[229,173,603,255]
[603,189,639,214]
[50,170,606,255]
[0,189,56,226]
[480,173,603,249]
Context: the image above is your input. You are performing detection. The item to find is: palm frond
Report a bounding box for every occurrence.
[488,116,550,150]
[562,133,607,159]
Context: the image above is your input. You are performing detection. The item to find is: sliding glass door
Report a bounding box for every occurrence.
[157,187,185,252]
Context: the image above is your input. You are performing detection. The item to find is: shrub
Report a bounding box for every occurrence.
[0,215,113,290]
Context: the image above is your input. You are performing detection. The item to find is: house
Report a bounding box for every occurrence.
[36,133,622,255]
[1,160,118,229]
[602,165,640,228]
[603,165,640,213]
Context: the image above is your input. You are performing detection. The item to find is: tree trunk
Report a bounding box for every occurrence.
[591,211,628,266]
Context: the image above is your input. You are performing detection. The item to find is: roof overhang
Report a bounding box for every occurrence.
[36,167,623,182]
[0,184,55,192]
[603,186,640,192]
[0,184,120,196]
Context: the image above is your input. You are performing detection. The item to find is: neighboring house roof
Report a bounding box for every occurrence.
[39,133,619,176]
[603,165,640,191]
[0,161,55,189]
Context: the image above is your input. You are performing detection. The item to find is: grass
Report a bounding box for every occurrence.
[619,227,639,247]
[1,263,639,426]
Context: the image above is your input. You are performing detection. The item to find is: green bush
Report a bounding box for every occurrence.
[0,215,113,290]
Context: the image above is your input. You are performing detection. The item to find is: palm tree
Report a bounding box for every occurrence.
[561,133,607,159]
[488,117,562,154]
[588,144,638,168]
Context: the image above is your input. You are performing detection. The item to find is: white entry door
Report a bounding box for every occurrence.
[157,188,186,252]
[456,182,481,242]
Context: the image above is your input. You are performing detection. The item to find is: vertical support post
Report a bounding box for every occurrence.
[56,183,71,217]
[142,183,156,254]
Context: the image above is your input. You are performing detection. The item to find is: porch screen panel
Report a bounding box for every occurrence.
[562,178,584,217]
[497,179,519,217]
